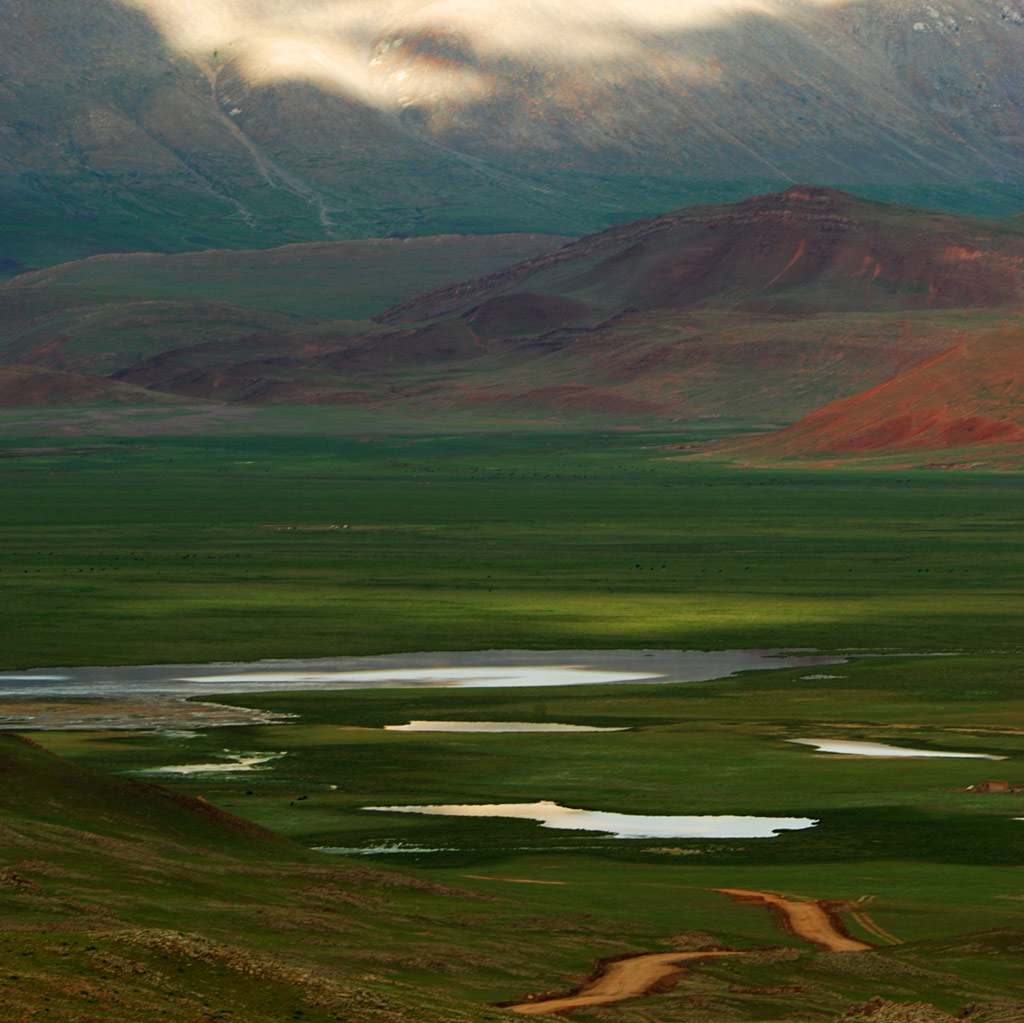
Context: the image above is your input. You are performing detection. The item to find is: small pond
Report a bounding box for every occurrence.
[384,720,626,733]
[789,738,1005,760]
[138,752,287,775]
[363,800,817,839]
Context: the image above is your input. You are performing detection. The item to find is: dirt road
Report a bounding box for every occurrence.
[504,886,875,1015]
[715,888,873,951]
[463,875,567,885]
[505,950,737,1015]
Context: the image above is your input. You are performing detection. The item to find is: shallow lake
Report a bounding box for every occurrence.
[0,648,846,729]
[138,752,287,775]
[363,800,818,839]
[384,720,627,733]
[315,843,455,856]
[789,738,1005,760]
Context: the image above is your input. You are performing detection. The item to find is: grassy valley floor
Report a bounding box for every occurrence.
[1,426,1022,1020]
[1,427,1023,666]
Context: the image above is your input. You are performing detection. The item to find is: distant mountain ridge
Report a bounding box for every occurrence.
[5,0,1024,269]
[5,186,1023,465]
[377,186,1024,325]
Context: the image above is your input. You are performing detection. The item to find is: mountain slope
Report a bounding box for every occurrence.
[92,188,1024,427]
[5,1,1024,269]
[0,731,523,1022]
[714,323,1024,462]
[378,186,1024,324]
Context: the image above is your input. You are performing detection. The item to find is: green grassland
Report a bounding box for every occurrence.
[1,430,1023,667]
[12,652,1024,1020]
[3,429,1023,1020]
[19,653,1024,1018]
[34,653,1024,927]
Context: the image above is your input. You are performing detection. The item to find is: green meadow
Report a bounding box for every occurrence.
[3,427,1024,1019]
[2,429,1023,667]
[35,652,1024,934]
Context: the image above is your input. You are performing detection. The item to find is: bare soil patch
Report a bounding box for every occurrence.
[715,888,873,951]
[503,950,738,1015]
[463,875,567,885]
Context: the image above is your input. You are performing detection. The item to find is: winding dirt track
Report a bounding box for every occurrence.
[506,950,738,1015]
[714,888,873,951]
[505,888,876,1015]
[464,875,566,885]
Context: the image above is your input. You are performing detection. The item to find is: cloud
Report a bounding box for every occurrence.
[123,0,846,105]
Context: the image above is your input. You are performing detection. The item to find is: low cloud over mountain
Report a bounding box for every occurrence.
[5,1,1024,267]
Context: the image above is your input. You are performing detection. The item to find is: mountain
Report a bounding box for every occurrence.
[5,186,1023,453]
[712,323,1024,464]
[5,186,1019,435]
[4,0,1024,270]
[377,185,1024,323]
[0,232,564,384]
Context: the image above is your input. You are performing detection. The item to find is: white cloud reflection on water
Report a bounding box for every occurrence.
[179,667,663,688]
[0,650,848,730]
[789,738,1006,760]
[384,720,627,732]
[363,800,817,839]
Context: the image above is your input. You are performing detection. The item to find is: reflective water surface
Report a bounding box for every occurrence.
[384,720,627,733]
[363,800,818,839]
[137,752,288,775]
[0,649,847,729]
[789,738,1005,760]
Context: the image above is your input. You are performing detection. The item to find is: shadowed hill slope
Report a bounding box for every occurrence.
[0,731,519,1022]
[0,731,284,849]
[0,364,183,406]
[0,233,565,378]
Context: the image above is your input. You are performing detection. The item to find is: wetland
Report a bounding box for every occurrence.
[2,429,1023,1021]
[0,648,847,730]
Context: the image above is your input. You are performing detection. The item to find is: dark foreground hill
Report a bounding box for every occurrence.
[0,731,520,1023]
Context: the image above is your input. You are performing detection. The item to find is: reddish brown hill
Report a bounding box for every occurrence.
[10,188,1024,439]
[377,187,1024,326]
[724,321,1024,461]
[96,189,1024,429]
